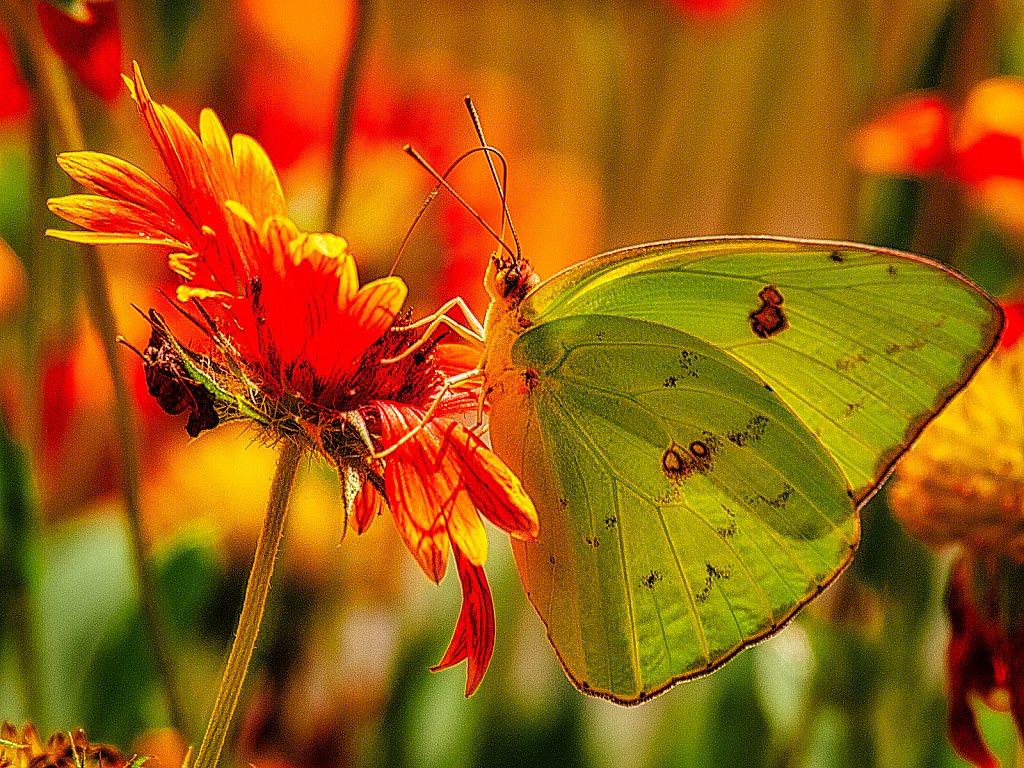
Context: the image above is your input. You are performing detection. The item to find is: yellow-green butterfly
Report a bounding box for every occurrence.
[466,235,1001,704]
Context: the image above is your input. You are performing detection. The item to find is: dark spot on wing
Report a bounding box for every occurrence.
[829,250,845,263]
[885,340,926,354]
[677,350,705,378]
[749,285,789,338]
[664,375,678,388]
[844,398,865,417]
[836,352,870,371]
[726,415,768,447]
[695,562,733,604]
[754,486,793,509]
[662,439,716,480]
[641,570,663,589]
[604,516,618,529]
[716,506,737,538]
[584,535,599,547]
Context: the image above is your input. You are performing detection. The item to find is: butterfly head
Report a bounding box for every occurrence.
[484,252,539,307]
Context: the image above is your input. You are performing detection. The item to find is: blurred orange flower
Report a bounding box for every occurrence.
[46,62,538,694]
[853,78,1024,234]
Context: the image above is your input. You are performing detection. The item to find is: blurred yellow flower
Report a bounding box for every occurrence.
[891,336,1024,559]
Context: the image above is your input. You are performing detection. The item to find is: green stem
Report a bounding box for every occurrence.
[192,439,303,768]
[4,0,191,739]
[323,0,373,232]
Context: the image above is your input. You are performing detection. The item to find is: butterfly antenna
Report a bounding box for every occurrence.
[401,144,518,264]
[387,184,442,278]
[464,96,521,260]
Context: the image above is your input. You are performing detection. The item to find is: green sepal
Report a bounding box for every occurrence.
[148,310,267,426]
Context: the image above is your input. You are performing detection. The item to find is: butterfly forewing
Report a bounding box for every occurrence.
[519,237,1003,504]
[490,313,859,703]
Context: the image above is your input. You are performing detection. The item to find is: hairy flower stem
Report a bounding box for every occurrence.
[4,0,191,738]
[193,440,303,768]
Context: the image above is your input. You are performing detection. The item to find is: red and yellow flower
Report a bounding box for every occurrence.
[891,304,1024,765]
[46,62,538,695]
[852,77,1024,235]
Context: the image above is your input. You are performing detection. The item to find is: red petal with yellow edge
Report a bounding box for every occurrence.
[197,108,240,215]
[127,63,256,296]
[348,277,407,335]
[229,132,287,225]
[55,152,195,239]
[325,276,408,377]
[445,422,538,540]
[430,546,495,696]
[44,227,189,249]
[351,477,384,535]
[129,62,215,223]
[378,402,450,582]
[46,194,191,248]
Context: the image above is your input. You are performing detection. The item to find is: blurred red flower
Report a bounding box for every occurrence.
[853,79,1024,234]
[945,559,1024,768]
[37,0,122,101]
[0,0,122,118]
[892,302,1024,765]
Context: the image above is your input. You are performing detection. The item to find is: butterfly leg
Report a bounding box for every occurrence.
[371,367,483,459]
[382,297,485,364]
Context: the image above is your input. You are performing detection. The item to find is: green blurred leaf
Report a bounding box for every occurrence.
[78,530,223,745]
[0,409,42,721]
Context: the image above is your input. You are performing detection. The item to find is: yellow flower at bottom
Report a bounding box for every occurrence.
[891,339,1024,560]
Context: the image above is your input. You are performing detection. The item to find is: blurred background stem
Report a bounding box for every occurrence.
[1,0,191,740]
[324,0,372,233]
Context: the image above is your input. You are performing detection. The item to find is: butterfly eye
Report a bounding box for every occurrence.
[500,260,539,303]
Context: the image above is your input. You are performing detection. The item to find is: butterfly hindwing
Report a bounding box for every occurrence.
[489,312,859,703]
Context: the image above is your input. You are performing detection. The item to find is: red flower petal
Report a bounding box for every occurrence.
[351,477,384,535]
[945,563,1002,768]
[954,132,1024,186]
[852,94,951,177]
[38,0,122,101]
[377,403,452,582]
[999,303,1024,349]
[443,422,538,541]
[431,546,495,696]
[0,35,31,120]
